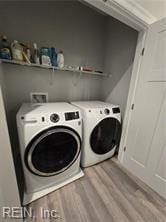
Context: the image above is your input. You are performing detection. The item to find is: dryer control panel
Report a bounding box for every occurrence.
[112,107,120,114]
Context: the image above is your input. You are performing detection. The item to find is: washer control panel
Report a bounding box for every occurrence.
[65,112,79,121]
[95,107,120,115]
[50,113,60,123]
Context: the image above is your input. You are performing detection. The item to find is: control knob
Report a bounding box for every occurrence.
[104,108,110,115]
[50,113,60,123]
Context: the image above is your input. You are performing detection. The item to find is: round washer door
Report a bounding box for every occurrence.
[90,117,121,155]
[25,127,81,177]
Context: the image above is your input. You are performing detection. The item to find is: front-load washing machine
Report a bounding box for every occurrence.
[17,102,84,204]
[71,101,121,167]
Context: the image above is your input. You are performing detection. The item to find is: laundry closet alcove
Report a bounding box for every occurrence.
[0,0,138,203]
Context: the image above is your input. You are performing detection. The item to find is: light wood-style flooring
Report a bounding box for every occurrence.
[27,158,166,222]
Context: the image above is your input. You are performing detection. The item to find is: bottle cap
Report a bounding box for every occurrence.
[2,35,7,40]
[33,43,37,49]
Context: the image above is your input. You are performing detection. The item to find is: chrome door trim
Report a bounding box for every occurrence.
[27,128,81,176]
[90,117,121,155]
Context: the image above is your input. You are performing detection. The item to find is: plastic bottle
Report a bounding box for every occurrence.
[33,43,40,64]
[26,44,31,61]
[11,40,23,61]
[0,35,12,60]
[40,47,51,66]
[50,47,57,67]
[57,51,64,68]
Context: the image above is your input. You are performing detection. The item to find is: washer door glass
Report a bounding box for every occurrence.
[90,117,121,155]
[25,127,81,177]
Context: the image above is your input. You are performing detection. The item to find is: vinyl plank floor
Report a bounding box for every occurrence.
[26,158,166,222]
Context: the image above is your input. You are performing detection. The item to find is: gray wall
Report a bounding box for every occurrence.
[101,18,138,117]
[0,0,106,123]
[0,1,106,70]
[0,1,138,120]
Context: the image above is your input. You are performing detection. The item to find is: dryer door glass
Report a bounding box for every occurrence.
[25,127,81,176]
[90,117,121,155]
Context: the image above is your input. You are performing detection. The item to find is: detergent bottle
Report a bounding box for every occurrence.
[0,35,12,60]
[11,40,23,61]
[57,50,64,68]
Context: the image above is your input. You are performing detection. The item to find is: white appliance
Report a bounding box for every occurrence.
[71,101,121,167]
[17,103,84,204]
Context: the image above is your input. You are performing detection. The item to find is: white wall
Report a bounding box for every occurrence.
[135,0,166,21]
[101,18,138,117]
[0,84,22,222]
[0,63,6,101]
[0,63,25,202]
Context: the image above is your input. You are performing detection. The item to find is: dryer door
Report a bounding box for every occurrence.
[90,117,121,155]
[25,127,81,177]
